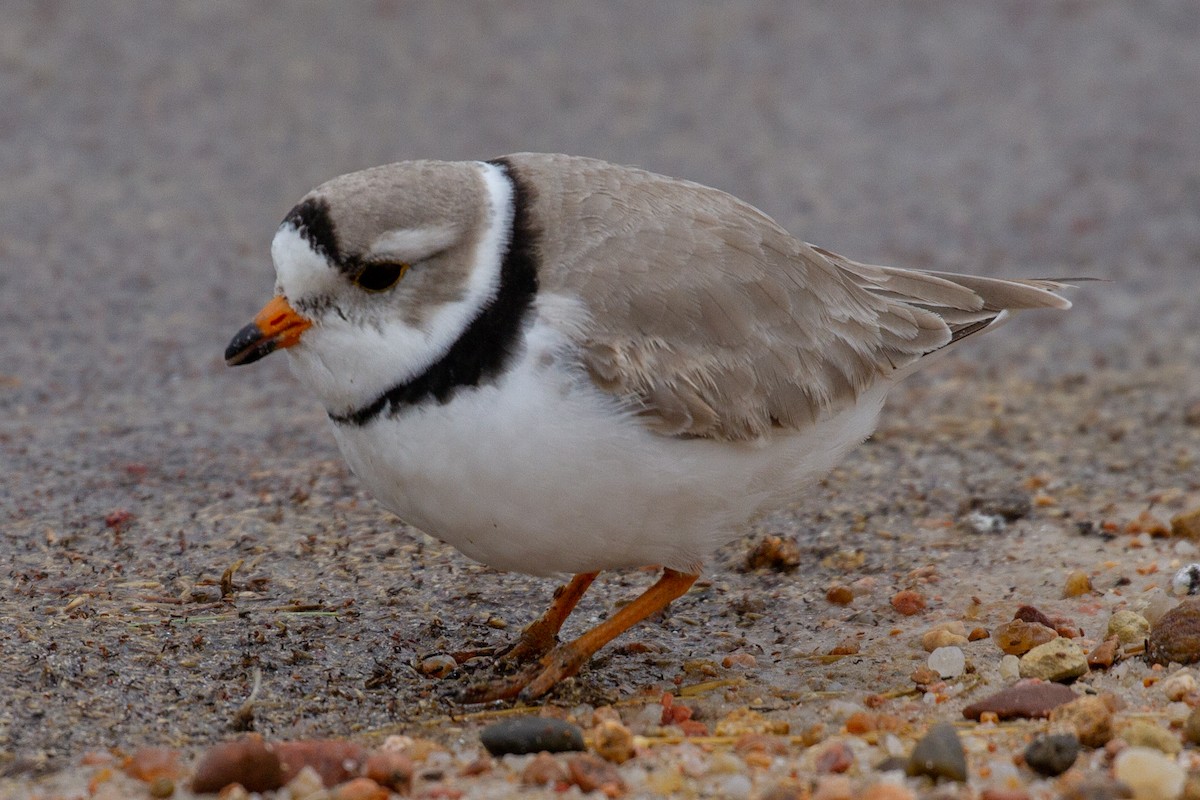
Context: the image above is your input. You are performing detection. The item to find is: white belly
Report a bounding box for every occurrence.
[327,321,887,577]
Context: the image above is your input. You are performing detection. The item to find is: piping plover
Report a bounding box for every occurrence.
[225,153,1069,701]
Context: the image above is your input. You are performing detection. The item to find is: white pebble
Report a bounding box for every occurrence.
[1172,563,1200,596]
[717,774,753,800]
[1174,540,1199,557]
[1113,746,1185,800]
[928,646,966,678]
[1161,669,1197,701]
[999,654,1021,682]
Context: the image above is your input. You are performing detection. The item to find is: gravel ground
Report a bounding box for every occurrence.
[2,2,1199,798]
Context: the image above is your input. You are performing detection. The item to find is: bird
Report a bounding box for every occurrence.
[225,153,1070,702]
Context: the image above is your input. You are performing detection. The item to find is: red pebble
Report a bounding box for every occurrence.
[276,739,365,787]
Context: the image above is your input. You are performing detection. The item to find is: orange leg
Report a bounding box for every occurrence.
[502,571,598,663]
[461,569,698,703]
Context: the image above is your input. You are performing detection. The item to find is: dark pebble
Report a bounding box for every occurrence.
[962,682,1077,720]
[1023,732,1080,776]
[906,721,967,783]
[480,716,585,756]
[190,735,283,794]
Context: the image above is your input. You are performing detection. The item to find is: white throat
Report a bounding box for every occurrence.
[280,162,516,417]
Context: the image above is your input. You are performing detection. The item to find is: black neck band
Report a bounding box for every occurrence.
[329,158,539,426]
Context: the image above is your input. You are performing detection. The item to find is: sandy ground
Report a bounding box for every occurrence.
[2,2,1199,798]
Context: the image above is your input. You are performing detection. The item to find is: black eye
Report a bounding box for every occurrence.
[352,262,408,292]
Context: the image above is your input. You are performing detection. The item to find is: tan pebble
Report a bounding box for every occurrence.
[566,753,625,795]
[921,629,969,651]
[1049,695,1114,747]
[811,774,854,800]
[1062,570,1092,598]
[1119,719,1183,755]
[757,781,804,800]
[1173,507,1200,539]
[746,535,801,572]
[191,734,283,794]
[283,765,325,800]
[993,619,1057,655]
[891,590,926,616]
[1114,746,1186,800]
[591,705,622,726]
[1148,599,1200,665]
[1161,669,1198,701]
[521,752,566,786]
[1108,609,1151,646]
[826,584,854,605]
[459,756,492,777]
[592,719,635,764]
[416,653,457,678]
[968,627,989,641]
[1018,638,1088,682]
[910,665,940,687]
[364,749,413,793]
[721,652,757,669]
[216,785,250,800]
[333,777,388,800]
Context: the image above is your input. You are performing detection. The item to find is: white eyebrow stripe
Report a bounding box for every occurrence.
[368,224,460,262]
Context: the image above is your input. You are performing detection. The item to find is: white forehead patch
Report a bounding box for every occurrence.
[368,224,461,263]
[271,225,339,301]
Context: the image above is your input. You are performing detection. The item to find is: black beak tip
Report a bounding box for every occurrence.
[225,323,274,367]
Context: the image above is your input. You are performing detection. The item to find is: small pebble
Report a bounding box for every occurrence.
[566,753,625,795]
[148,777,175,799]
[922,629,969,651]
[826,584,854,605]
[481,717,585,756]
[1049,695,1115,747]
[592,718,635,764]
[1148,599,1200,665]
[993,620,1057,655]
[1087,636,1121,669]
[1018,638,1088,682]
[891,590,926,616]
[999,654,1021,681]
[718,773,753,800]
[906,721,967,783]
[1139,588,1176,625]
[962,682,1076,720]
[332,777,388,800]
[746,535,801,571]
[417,654,458,678]
[1119,719,1182,755]
[1172,563,1200,596]
[1184,706,1200,746]
[1160,668,1197,700]
[364,750,413,793]
[815,740,853,774]
[521,752,567,786]
[1172,507,1200,539]
[1062,570,1092,598]
[1107,609,1151,646]
[1023,733,1080,776]
[275,740,365,787]
[1113,746,1185,800]
[860,785,916,800]
[928,646,966,678]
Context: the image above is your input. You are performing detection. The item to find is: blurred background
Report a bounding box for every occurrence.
[2,0,1198,760]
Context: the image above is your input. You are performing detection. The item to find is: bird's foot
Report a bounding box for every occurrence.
[456,642,590,704]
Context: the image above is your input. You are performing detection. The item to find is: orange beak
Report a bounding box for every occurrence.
[224,295,313,366]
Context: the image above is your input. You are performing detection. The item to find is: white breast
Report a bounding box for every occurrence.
[325,296,889,577]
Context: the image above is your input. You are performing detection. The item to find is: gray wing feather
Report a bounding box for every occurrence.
[510,154,1069,441]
